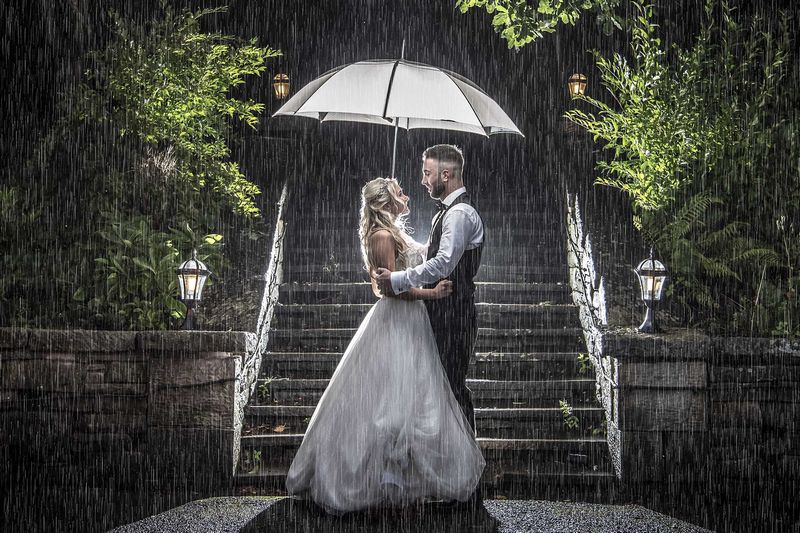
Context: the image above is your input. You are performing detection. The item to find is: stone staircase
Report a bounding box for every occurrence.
[235,182,615,501]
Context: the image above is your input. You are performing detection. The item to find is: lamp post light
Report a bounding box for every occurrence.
[568,73,587,98]
[273,73,290,100]
[634,248,669,333]
[177,250,210,331]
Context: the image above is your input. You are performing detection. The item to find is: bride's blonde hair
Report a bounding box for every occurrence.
[358,177,408,273]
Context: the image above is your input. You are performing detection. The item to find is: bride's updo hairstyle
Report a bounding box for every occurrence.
[358,177,408,273]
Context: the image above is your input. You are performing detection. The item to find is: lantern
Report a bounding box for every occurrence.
[568,73,587,98]
[177,250,210,330]
[634,248,669,333]
[273,73,290,100]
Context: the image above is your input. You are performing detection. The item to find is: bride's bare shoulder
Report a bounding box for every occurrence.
[367,229,394,245]
[367,230,397,271]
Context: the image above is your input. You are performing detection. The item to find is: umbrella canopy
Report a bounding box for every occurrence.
[273,59,523,137]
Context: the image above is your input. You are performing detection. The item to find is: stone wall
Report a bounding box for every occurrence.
[566,188,800,530]
[1,179,289,530]
[0,328,257,528]
[707,337,800,527]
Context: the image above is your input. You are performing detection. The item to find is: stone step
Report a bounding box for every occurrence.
[243,405,605,439]
[487,470,617,501]
[288,226,565,249]
[266,328,585,353]
[272,303,580,329]
[278,282,573,305]
[260,351,590,380]
[237,434,610,473]
[284,242,566,264]
[233,462,616,501]
[252,378,597,407]
[283,209,560,225]
[281,263,568,283]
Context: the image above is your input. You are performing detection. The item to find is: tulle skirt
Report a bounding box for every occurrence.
[285,297,485,514]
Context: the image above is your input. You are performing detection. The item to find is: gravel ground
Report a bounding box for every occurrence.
[113,497,712,533]
[110,497,282,533]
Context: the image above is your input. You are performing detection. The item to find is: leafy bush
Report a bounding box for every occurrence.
[0,5,276,330]
[77,217,224,330]
[566,1,799,335]
[0,186,46,326]
[457,0,622,48]
[80,5,279,218]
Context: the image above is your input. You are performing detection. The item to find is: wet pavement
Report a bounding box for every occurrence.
[113,496,711,533]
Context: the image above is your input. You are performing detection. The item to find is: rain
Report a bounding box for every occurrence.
[1,1,799,532]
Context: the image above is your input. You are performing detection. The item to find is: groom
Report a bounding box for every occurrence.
[374,144,484,434]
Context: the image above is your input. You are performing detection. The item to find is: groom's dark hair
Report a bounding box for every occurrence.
[423,144,464,179]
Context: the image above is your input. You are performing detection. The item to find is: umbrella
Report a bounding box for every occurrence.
[273,45,523,177]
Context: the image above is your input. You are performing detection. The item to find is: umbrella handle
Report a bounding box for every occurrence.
[391,120,399,178]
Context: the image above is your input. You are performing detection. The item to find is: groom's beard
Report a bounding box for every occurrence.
[431,180,445,199]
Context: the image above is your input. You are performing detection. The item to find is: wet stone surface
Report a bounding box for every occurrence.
[114,496,711,533]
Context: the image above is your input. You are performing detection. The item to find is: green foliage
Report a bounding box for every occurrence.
[81,5,279,218]
[566,3,733,211]
[456,0,622,48]
[240,449,262,474]
[639,194,781,325]
[80,216,225,330]
[591,419,608,437]
[575,352,592,375]
[566,1,800,335]
[559,399,580,430]
[0,186,45,325]
[257,378,274,403]
[0,5,274,330]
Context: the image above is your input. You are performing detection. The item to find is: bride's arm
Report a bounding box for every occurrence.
[369,231,452,301]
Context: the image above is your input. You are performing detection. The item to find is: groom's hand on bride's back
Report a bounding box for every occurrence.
[373,268,395,296]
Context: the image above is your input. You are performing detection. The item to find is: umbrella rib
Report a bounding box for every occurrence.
[444,74,486,134]
[381,60,401,120]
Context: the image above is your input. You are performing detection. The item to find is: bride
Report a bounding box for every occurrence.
[285,177,485,514]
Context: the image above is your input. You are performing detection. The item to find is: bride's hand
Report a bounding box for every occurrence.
[433,280,453,299]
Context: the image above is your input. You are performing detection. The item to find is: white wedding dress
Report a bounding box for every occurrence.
[285,234,485,514]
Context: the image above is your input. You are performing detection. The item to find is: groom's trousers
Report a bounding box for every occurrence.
[426,295,478,432]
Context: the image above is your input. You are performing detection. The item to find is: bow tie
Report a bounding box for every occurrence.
[435,201,447,212]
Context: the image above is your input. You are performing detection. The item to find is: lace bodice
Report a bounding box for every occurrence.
[396,232,427,270]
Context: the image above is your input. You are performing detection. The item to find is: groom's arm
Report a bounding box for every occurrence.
[389,209,472,294]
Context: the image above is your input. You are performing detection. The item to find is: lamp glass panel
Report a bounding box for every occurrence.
[183,274,199,300]
[639,274,666,301]
[568,76,587,97]
[195,274,209,300]
[273,80,290,99]
[652,275,666,300]
[637,275,648,300]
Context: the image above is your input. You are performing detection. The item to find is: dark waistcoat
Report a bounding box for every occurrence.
[423,193,484,301]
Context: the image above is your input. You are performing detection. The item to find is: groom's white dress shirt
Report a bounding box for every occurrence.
[390,186,484,294]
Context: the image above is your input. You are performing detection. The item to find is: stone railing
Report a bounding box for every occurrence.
[566,192,607,355]
[255,180,289,358]
[1,329,256,491]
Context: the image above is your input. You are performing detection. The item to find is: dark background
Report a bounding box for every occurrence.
[7,0,793,214]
